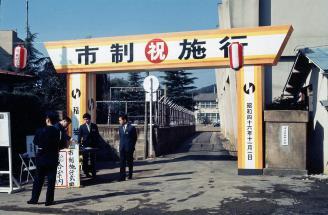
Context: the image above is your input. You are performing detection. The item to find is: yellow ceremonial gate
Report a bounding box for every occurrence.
[45,25,293,175]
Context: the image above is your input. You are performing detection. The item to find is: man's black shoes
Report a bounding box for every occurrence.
[45,201,55,206]
[27,199,55,206]
[27,200,38,205]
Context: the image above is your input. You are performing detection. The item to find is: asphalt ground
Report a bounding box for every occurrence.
[0,132,327,214]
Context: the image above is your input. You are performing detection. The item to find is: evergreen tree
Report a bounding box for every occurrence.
[127,72,144,120]
[32,58,66,110]
[14,28,66,111]
[23,28,43,75]
[162,70,197,110]
[128,72,143,87]
[109,77,129,100]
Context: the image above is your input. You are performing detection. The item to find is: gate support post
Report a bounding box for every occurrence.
[67,73,97,139]
[237,65,264,175]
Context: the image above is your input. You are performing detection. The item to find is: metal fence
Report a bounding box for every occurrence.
[156,96,195,127]
[96,87,195,126]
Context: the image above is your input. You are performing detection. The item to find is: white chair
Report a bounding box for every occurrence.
[19,153,36,185]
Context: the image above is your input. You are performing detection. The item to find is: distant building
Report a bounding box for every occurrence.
[193,93,220,124]
[0,30,24,70]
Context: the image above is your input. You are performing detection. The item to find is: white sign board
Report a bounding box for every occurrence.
[143,76,159,93]
[56,148,80,188]
[0,112,11,147]
[56,151,68,187]
[281,125,289,146]
[44,25,293,74]
[26,135,36,158]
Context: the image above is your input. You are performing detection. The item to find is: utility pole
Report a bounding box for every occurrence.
[149,78,153,157]
[107,74,111,125]
[25,0,29,39]
[0,0,2,27]
[144,72,149,158]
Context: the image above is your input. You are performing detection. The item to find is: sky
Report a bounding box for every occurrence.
[0,0,220,88]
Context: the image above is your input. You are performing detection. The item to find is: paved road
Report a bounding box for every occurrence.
[0,132,328,214]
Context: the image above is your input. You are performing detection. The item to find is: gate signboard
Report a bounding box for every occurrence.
[45,25,292,74]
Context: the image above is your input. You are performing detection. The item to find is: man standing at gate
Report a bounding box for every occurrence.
[118,114,138,181]
[78,113,100,178]
[54,116,72,148]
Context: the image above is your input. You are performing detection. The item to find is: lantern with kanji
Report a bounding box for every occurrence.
[13,45,27,70]
[228,42,243,70]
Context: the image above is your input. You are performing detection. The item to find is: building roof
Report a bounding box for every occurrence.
[301,47,328,73]
[320,100,328,108]
[193,93,217,102]
[0,69,35,83]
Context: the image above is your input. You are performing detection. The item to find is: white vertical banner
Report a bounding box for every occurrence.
[56,148,80,188]
[56,151,68,187]
[67,149,80,187]
[237,65,263,174]
[70,74,82,141]
[243,66,255,169]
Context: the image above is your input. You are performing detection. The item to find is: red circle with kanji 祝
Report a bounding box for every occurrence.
[145,38,168,63]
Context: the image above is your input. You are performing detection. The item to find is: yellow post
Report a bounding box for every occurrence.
[237,65,264,175]
[66,73,97,139]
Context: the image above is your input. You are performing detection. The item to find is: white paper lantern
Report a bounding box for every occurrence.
[13,45,27,69]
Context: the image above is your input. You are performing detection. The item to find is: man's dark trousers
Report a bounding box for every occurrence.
[82,151,96,176]
[30,164,57,203]
[120,150,134,180]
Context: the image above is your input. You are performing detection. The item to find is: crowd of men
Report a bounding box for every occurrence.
[27,111,137,206]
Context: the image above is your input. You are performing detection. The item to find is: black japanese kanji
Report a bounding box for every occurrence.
[73,107,79,114]
[110,43,134,63]
[73,128,79,135]
[179,39,206,60]
[219,36,248,58]
[88,98,95,111]
[75,46,99,65]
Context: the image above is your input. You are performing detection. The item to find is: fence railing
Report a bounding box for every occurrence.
[156,96,195,127]
[96,95,195,127]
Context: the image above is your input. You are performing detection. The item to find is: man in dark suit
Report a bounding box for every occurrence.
[78,113,100,178]
[118,114,137,181]
[54,116,71,148]
[27,111,63,206]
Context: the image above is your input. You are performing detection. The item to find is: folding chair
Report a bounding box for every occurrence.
[19,153,36,185]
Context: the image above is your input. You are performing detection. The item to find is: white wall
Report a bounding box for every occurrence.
[0,31,14,69]
[260,0,328,104]
[215,0,259,147]
[306,67,328,173]
[270,0,328,56]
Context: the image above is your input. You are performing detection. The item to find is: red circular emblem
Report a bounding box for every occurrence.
[145,38,168,63]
